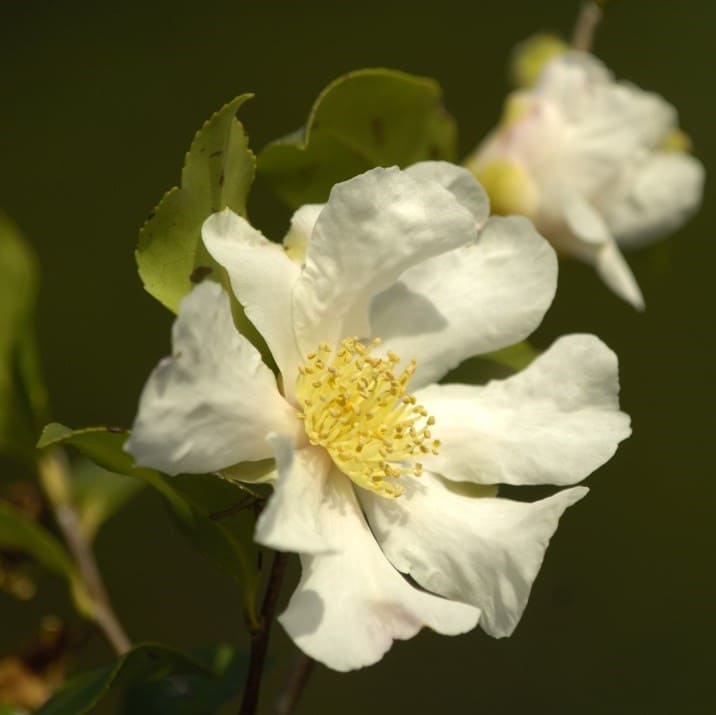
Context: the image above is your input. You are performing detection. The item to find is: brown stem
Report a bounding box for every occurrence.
[571,0,605,52]
[38,449,131,655]
[239,551,289,715]
[273,653,315,715]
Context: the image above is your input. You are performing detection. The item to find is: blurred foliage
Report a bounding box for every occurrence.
[0,501,91,617]
[38,424,263,629]
[0,214,47,462]
[36,643,244,715]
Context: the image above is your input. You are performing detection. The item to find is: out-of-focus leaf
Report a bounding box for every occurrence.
[123,644,247,714]
[0,213,48,460]
[35,644,217,715]
[0,501,92,616]
[38,424,262,626]
[258,68,457,207]
[0,704,29,715]
[136,95,255,314]
[443,341,540,385]
[69,458,144,542]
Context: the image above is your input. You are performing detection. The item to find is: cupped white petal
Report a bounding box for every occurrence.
[601,152,705,249]
[404,161,490,226]
[279,470,479,671]
[371,216,557,388]
[563,197,645,310]
[254,436,338,555]
[125,282,301,475]
[361,472,588,637]
[416,334,631,486]
[202,209,303,380]
[292,166,477,351]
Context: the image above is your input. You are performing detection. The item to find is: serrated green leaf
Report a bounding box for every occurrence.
[35,643,217,715]
[137,95,256,314]
[38,424,261,626]
[0,213,48,460]
[258,68,457,208]
[0,500,92,616]
[123,644,247,714]
[69,458,144,542]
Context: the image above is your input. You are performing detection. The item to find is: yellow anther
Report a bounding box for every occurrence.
[294,337,438,498]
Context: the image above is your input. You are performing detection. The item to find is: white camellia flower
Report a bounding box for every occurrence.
[126,162,631,671]
[466,52,705,310]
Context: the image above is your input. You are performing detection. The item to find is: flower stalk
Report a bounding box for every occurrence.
[274,653,315,715]
[571,0,605,52]
[37,448,131,656]
[239,550,289,715]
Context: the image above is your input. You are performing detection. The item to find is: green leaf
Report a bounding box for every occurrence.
[35,643,224,715]
[258,68,458,208]
[38,424,262,626]
[0,213,48,459]
[0,500,92,616]
[69,458,145,542]
[123,644,247,714]
[137,95,255,314]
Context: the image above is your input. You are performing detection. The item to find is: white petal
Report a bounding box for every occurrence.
[601,152,705,249]
[371,216,557,388]
[202,209,303,380]
[283,204,325,261]
[563,197,645,310]
[362,472,588,637]
[279,470,479,671]
[405,161,490,227]
[254,437,338,555]
[563,194,612,244]
[125,282,300,475]
[292,166,476,351]
[593,240,645,310]
[416,334,631,486]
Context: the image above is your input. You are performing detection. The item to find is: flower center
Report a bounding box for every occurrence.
[295,338,439,498]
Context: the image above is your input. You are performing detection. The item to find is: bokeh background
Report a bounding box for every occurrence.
[2,1,714,712]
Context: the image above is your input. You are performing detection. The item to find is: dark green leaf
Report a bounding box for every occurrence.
[123,644,247,714]
[35,643,218,715]
[136,95,255,314]
[0,500,92,615]
[38,424,262,626]
[258,68,457,208]
[0,213,48,459]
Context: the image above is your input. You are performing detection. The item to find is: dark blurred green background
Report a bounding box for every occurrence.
[1,1,714,712]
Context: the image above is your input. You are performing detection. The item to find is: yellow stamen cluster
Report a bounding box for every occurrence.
[295,338,440,498]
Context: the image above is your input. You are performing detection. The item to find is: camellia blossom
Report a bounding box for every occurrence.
[466,52,705,310]
[126,162,631,671]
